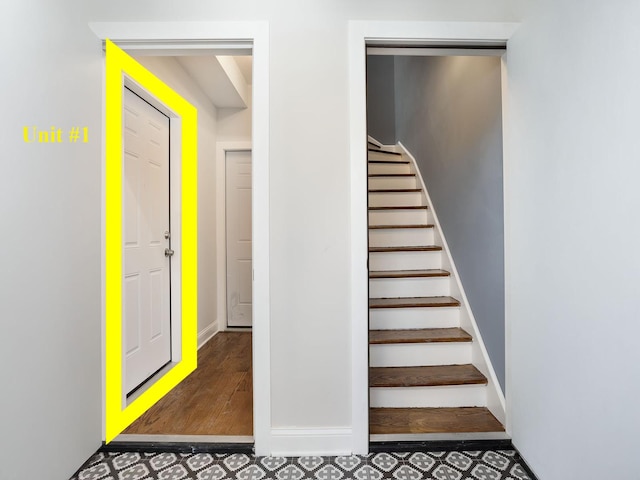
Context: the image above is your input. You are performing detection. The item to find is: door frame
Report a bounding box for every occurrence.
[216,142,253,332]
[92,22,271,455]
[348,20,519,454]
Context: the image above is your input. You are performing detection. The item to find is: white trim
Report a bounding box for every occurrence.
[91,21,271,455]
[197,323,219,349]
[367,47,506,57]
[367,135,383,148]
[270,428,353,457]
[215,142,252,332]
[501,53,513,438]
[349,21,519,454]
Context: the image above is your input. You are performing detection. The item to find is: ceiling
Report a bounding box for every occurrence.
[176,55,252,109]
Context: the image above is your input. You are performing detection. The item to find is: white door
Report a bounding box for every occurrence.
[226,150,253,327]
[123,88,172,394]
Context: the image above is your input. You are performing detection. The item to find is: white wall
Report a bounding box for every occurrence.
[0,3,103,479]
[217,87,252,143]
[2,1,526,476]
[133,56,219,342]
[507,0,640,477]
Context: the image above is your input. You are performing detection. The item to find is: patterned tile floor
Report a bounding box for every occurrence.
[70,450,534,480]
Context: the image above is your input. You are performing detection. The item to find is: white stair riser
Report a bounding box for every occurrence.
[369,251,442,271]
[369,276,451,298]
[370,385,487,408]
[368,228,434,248]
[369,192,423,207]
[368,176,417,189]
[369,307,460,330]
[368,163,411,175]
[368,151,404,161]
[369,343,472,367]
[369,210,429,226]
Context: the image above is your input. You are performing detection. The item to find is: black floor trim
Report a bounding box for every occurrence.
[370,439,513,453]
[100,441,253,454]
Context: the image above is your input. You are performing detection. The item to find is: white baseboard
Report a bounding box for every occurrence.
[270,428,353,456]
[197,322,219,349]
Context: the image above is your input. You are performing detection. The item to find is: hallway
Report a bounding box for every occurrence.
[123,332,252,436]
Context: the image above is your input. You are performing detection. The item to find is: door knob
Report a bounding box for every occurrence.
[165,248,174,257]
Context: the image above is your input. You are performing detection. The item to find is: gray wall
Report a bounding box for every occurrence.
[394,55,505,389]
[366,56,396,144]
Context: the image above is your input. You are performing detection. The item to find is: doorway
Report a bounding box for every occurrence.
[119,53,254,440]
[348,21,518,454]
[94,22,271,453]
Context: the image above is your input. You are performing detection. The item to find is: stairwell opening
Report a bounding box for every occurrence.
[365,47,507,443]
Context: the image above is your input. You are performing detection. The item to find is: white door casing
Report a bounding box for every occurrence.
[123,88,172,394]
[226,150,253,327]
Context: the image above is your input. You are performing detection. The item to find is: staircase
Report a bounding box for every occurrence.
[367,139,506,440]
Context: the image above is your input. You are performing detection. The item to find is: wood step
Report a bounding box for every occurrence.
[368,173,416,177]
[370,328,471,345]
[369,296,459,308]
[369,224,433,230]
[368,148,401,156]
[367,141,380,149]
[369,188,421,193]
[369,206,428,211]
[369,407,504,434]
[370,364,486,388]
[368,160,410,165]
[369,269,449,279]
[369,246,442,253]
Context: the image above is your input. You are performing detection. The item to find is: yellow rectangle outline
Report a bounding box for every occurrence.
[105,39,198,443]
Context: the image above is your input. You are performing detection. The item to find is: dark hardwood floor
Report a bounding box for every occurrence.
[123,331,253,436]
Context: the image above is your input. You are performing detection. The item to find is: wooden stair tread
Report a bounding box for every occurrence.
[369,206,428,211]
[369,224,434,230]
[368,173,416,177]
[368,160,410,164]
[369,245,442,253]
[369,269,450,278]
[369,296,460,308]
[369,407,504,434]
[369,188,421,193]
[368,148,402,156]
[370,328,471,344]
[370,364,486,387]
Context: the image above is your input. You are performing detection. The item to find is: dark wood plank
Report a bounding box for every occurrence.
[368,173,416,177]
[123,332,252,436]
[369,188,421,193]
[369,224,433,230]
[369,206,428,211]
[369,269,450,278]
[369,328,471,345]
[369,407,504,434]
[368,160,410,164]
[369,246,442,253]
[369,296,460,308]
[369,365,487,387]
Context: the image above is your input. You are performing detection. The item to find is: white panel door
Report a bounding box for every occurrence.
[226,150,252,327]
[123,88,172,394]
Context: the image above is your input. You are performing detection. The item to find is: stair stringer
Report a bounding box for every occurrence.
[397,141,507,426]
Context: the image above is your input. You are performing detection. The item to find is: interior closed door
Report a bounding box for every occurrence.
[226,150,253,327]
[123,88,172,394]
